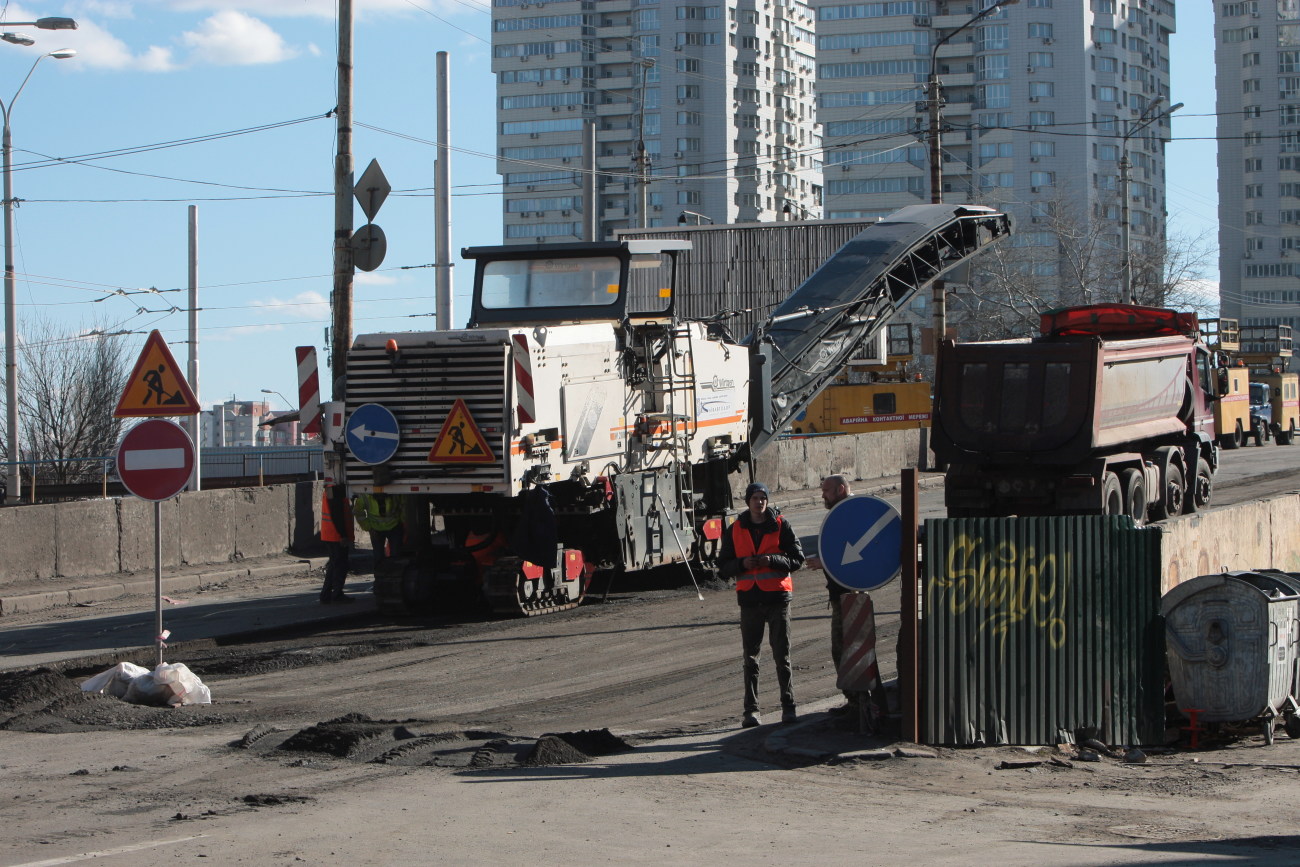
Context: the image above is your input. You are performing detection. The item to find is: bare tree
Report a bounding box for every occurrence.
[949,190,1216,341]
[5,319,131,485]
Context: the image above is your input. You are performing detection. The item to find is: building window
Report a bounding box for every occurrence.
[1029,81,1054,98]
[678,111,702,125]
[1245,211,1264,225]
[677,85,700,100]
[1095,85,1118,103]
[1028,23,1053,39]
[1027,52,1054,68]
[1092,27,1117,44]
[980,24,1009,50]
[1028,111,1055,127]
[1246,184,1264,199]
[677,59,699,73]
[1030,171,1055,187]
[1031,140,1056,158]
[678,190,700,205]
[1095,143,1118,160]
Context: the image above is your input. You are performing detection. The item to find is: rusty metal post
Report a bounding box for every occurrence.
[900,467,920,742]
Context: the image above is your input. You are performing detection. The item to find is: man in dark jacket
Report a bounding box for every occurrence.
[718,482,804,728]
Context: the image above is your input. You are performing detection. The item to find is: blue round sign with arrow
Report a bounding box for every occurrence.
[817,495,903,592]
[346,403,401,465]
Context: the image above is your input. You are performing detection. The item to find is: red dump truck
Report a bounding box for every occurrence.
[932,304,1228,523]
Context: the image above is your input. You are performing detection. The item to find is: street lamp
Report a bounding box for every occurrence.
[260,389,298,445]
[925,0,1018,354]
[1119,98,1182,305]
[677,210,713,226]
[3,47,76,504]
[0,18,79,30]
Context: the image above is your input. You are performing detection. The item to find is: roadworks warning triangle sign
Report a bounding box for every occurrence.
[428,399,495,464]
[114,330,201,418]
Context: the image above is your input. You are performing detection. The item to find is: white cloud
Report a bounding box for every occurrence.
[58,18,177,71]
[69,0,135,17]
[355,272,397,286]
[149,0,444,17]
[251,290,330,322]
[179,10,297,66]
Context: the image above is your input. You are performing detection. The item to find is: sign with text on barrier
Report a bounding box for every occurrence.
[817,494,902,592]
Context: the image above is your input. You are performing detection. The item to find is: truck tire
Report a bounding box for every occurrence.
[1154,462,1185,520]
[1251,417,1267,446]
[1186,461,1213,513]
[1120,468,1147,525]
[1100,472,1123,517]
[1220,421,1244,450]
[1277,422,1295,446]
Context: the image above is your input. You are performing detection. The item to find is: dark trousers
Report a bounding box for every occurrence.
[740,599,794,713]
[321,542,350,601]
[368,527,403,563]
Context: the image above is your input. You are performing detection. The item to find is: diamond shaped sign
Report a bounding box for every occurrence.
[354,158,390,222]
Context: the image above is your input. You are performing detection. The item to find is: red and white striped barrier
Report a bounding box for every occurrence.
[297,346,321,435]
[837,592,882,697]
[512,333,536,424]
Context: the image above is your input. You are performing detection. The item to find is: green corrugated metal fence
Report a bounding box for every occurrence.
[921,515,1165,746]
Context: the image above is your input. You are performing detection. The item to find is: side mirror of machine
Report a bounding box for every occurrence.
[1215,368,1231,399]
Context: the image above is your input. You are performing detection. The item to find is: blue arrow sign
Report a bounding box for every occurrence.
[346,403,401,465]
[818,495,902,592]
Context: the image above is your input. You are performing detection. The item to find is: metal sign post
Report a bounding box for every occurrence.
[115,419,195,664]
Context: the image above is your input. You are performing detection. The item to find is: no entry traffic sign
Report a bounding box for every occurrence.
[116,419,195,501]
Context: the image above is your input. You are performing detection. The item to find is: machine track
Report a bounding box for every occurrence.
[483,557,585,617]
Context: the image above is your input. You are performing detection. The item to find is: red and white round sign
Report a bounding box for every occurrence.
[116,419,195,501]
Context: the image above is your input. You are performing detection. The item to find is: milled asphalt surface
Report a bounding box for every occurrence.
[0,478,930,759]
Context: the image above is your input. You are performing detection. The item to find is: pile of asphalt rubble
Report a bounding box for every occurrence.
[239,713,635,769]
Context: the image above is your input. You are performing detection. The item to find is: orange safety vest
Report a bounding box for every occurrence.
[732,514,793,593]
[321,492,353,543]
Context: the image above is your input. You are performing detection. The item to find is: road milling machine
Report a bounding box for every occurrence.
[324,205,1011,615]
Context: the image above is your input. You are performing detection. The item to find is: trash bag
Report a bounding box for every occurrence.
[80,662,150,699]
[121,662,212,707]
[79,661,213,707]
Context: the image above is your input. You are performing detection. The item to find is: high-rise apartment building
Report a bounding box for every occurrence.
[491,0,823,241]
[814,0,1175,309]
[1215,0,1300,335]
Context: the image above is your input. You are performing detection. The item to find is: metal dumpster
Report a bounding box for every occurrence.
[1162,571,1300,743]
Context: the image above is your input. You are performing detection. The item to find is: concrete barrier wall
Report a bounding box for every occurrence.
[739,428,928,503]
[1159,491,1300,594]
[0,481,324,588]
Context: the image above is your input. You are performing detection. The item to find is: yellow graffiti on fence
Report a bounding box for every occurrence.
[932,534,1071,653]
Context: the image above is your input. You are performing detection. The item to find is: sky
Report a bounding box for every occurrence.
[0,0,1221,414]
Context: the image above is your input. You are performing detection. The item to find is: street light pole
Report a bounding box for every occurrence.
[260,389,297,445]
[1119,98,1182,305]
[2,48,76,505]
[925,0,1018,354]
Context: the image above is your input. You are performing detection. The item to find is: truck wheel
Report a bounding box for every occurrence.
[1160,463,1185,519]
[1251,417,1267,446]
[1186,461,1213,513]
[1277,422,1295,446]
[1221,421,1244,450]
[1101,472,1123,517]
[1120,468,1146,525]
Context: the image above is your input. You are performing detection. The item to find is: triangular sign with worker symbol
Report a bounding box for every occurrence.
[428,399,495,464]
[114,330,201,418]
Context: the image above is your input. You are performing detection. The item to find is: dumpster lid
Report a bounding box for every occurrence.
[1161,570,1300,616]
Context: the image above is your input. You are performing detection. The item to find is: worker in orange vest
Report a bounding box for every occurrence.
[319,484,355,604]
[718,482,804,728]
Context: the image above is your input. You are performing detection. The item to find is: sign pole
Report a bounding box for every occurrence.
[154,500,164,667]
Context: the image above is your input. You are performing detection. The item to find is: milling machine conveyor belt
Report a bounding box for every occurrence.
[744,204,1011,457]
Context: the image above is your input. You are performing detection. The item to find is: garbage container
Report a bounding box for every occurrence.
[1162,571,1300,743]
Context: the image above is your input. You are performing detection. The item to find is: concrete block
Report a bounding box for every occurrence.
[0,503,58,583]
[0,589,70,615]
[118,497,182,573]
[228,485,289,560]
[55,499,119,578]
[179,488,234,566]
[67,583,129,606]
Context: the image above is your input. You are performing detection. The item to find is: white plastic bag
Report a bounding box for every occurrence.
[80,662,150,699]
[122,662,213,707]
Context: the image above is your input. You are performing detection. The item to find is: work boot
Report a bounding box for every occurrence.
[782,706,798,724]
[742,711,761,728]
